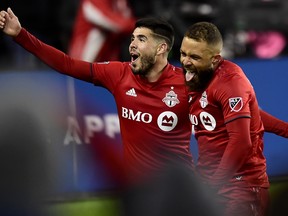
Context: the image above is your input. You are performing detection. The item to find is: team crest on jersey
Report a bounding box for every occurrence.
[162,87,180,108]
[199,91,208,108]
[229,97,243,112]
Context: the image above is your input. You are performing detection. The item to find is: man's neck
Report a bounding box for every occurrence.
[145,59,168,83]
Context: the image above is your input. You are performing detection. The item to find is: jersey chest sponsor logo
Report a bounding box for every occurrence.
[122,107,178,131]
[157,111,178,131]
[189,111,216,131]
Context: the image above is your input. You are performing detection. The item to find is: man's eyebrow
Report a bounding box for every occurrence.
[132,34,148,40]
[138,34,148,40]
[180,50,201,58]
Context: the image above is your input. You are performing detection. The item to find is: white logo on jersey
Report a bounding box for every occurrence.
[162,87,180,108]
[189,114,198,135]
[200,111,216,131]
[121,107,178,131]
[199,91,208,108]
[157,111,178,131]
[122,107,152,123]
[235,175,243,181]
[97,61,110,64]
[229,97,243,112]
[126,88,137,97]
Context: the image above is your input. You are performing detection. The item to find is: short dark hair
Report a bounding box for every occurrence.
[135,17,175,52]
[184,22,223,47]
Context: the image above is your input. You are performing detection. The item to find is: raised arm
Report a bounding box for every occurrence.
[0,8,93,82]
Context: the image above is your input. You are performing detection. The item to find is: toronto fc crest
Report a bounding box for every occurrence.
[162,87,180,108]
[199,91,208,108]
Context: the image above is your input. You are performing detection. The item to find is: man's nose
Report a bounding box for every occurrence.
[183,57,192,66]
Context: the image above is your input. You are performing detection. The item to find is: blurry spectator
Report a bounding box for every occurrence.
[68,0,136,62]
[0,107,52,216]
[120,160,222,216]
[247,31,286,59]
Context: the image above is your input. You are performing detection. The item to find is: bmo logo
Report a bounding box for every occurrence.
[122,107,152,123]
[121,107,178,132]
[200,111,216,131]
[157,111,178,132]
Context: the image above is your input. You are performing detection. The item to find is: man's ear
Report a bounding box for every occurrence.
[157,43,168,55]
[212,54,222,64]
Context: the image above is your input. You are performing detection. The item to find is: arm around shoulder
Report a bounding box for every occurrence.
[260,109,288,138]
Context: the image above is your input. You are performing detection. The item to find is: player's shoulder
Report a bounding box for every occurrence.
[172,64,183,73]
[94,61,129,66]
[166,63,184,76]
[225,60,243,71]
[216,60,245,79]
[93,61,132,71]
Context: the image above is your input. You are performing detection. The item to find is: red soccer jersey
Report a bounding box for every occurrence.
[93,62,193,179]
[15,29,193,182]
[188,60,269,188]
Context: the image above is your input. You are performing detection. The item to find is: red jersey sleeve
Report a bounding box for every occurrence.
[14,28,93,82]
[209,62,259,187]
[91,61,130,94]
[260,109,288,138]
[210,118,252,187]
[215,66,252,123]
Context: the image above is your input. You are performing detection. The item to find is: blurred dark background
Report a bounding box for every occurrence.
[1,0,288,70]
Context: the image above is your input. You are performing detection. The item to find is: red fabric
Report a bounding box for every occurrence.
[218,186,270,216]
[260,109,288,138]
[211,117,252,186]
[190,60,268,188]
[15,28,93,82]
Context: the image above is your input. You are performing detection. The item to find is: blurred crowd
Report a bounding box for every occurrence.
[1,0,288,70]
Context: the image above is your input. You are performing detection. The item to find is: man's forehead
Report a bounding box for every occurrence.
[133,27,153,36]
[181,37,211,55]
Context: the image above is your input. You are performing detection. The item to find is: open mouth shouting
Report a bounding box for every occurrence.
[130,52,140,65]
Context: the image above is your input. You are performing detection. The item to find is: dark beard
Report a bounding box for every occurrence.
[132,55,155,76]
[185,67,214,92]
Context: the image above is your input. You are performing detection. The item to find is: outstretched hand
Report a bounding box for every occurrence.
[0,7,22,37]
